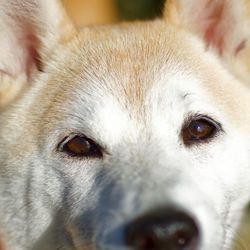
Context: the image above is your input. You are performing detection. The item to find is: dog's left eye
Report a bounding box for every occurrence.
[58,135,103,158]
[182,116,221,146]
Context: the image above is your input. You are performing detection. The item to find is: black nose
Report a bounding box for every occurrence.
[124,208,199,250]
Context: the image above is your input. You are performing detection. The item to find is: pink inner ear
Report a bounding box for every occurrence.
[6,10,42,79]
[196,0,226,54]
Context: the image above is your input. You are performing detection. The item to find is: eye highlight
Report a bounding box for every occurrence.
[58,135,103,158]
[182,115,221,146]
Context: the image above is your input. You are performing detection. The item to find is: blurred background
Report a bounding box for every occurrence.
[62,0,164,28]
[116,0,164,20]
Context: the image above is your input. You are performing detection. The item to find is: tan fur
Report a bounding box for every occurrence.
[1,0,250,249]
[0,0,118,110]
[3,20,250,164]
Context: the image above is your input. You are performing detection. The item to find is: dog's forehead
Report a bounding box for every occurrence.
[37,21,250,137]
[59,21,205,110]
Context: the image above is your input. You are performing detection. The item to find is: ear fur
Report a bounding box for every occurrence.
[164,0,250,55]
[164,0,250,85]
[0,0,76,108]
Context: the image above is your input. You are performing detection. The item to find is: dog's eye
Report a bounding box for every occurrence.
[182,116,220,146]
[58,135,103,158]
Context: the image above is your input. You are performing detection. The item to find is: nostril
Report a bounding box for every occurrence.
[124,208,200,250]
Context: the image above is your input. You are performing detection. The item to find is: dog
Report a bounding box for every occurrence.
[1,0,250,249]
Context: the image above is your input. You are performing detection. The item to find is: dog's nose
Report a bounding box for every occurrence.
[124,208,199,250]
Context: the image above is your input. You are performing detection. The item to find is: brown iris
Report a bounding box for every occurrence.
[59,135,103,158]
[182,116,220,145]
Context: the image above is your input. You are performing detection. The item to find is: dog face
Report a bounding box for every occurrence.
[1,1,250,250]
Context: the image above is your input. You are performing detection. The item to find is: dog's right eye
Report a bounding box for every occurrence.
[58,135,103,158]
[182,115,222,146]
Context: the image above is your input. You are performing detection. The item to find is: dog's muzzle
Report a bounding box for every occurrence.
[124,207,200,250]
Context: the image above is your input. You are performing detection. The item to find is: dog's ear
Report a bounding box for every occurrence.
[0,0,76,108]
[164,0,249,56]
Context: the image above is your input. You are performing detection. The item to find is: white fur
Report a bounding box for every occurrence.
[1,1,250,250]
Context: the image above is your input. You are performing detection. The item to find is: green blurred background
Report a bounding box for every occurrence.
[63,0,166,28]
[117,0,165,20]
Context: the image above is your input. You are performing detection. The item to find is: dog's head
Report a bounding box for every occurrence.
[1,0,250,250]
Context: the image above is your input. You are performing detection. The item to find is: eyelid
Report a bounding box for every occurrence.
[57,135,74,152]
[185,114,223,132]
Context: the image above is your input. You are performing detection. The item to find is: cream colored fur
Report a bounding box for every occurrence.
[1,0,250,250]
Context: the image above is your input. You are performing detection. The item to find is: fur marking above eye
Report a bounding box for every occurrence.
[235,39,246,56]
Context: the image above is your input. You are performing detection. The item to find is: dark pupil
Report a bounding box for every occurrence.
[189,120,211,138]
[66,136,91,155]
[191,122,205,133]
